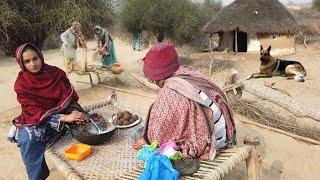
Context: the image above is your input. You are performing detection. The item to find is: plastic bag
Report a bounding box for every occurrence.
[139,155,179,180]
[158,140,182,161]
[137,141,159,162]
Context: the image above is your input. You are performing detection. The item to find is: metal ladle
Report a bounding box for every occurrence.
[88,118,103,134]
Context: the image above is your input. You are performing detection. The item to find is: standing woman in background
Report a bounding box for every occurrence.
[61,21,87,74]
[132,32,142,51]
[93,25,116,68]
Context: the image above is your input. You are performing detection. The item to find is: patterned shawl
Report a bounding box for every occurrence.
[145,65,235,160]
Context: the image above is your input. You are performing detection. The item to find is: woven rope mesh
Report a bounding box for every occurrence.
[49,105,143,179]
[118,146,251,180]
[49,104,251,180]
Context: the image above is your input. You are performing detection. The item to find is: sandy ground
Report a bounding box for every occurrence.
[0,39,319,180]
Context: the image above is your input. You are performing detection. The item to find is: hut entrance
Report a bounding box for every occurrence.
[233,31,247,52]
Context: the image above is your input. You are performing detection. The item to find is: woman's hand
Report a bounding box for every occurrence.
[133,137,147,150]
[95,47,100,54]
[61,111,86,123]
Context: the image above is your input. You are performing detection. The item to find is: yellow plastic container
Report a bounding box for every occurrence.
[64,144,92,161]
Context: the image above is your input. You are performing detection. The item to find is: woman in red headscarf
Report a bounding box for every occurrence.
[134,43,236,161]
[7,43,86,180]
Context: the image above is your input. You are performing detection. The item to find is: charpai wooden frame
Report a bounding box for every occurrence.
[45,93,261,180]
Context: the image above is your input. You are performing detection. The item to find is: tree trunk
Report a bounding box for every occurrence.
[35,31,47,50]
[156,31,164,42]
[235,29,238,53]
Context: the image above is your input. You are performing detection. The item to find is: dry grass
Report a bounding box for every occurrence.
[230,98,320,140]
[180,57,234,73]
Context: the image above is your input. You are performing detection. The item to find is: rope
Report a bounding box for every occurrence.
[45,149,83,180]
[237,117,320,145]
[76,80,157,99]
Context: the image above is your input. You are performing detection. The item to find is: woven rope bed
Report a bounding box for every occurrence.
[119,146,251,180]
[45,95,260,180]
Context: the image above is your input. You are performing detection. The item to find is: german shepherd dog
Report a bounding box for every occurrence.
[249,45,306,82]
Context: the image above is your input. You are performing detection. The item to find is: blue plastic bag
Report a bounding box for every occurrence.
[139,155,179,180]
[137,143,159,162]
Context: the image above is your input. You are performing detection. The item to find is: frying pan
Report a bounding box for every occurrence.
[68,121,117,145]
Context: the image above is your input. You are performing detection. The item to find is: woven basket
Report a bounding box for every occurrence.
[110,64,124,74]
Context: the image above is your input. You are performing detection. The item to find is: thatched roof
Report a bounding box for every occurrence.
[292,8,320,36]
[204,0,299,34]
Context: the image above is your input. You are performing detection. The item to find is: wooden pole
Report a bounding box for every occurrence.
[244,135,261,180]
[81,48,88,72]
[76,80,156,99]
[129,73,160,91]
[303,36,309,50]
[238,117,320,146]
[88,73,93,87]
[209,33,214,75]
[209,59,213,76]
[235,29,238,54]
[209,33,213,51]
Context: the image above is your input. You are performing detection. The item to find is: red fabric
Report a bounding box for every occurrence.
[143,43,179,81]
[14,43,79,126]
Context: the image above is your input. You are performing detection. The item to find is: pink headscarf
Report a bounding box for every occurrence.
[143,43,179,81]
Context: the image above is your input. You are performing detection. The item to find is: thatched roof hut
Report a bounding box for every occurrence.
[204,0,299,55]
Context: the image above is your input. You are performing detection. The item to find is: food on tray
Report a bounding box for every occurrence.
[87,113,105,123]
[72,113,107,136]
[115,110,139,126]
[79,130,95,136]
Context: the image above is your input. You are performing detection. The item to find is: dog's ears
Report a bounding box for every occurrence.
[267,45,271,52]
[260,45,263,52]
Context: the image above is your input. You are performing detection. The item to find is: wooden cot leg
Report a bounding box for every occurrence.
[209,59,213,75]
[244,135,261,180]
[88,73,93,87]
[96,73,102,84]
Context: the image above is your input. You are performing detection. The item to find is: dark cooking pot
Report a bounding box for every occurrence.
[69,122,117,145]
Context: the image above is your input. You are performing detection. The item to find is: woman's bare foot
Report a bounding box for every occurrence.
[133,137,147,150]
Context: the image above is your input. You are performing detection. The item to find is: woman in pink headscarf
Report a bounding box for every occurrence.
[134,43,236,160]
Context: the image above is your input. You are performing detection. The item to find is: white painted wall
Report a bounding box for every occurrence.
[247,33,261,52]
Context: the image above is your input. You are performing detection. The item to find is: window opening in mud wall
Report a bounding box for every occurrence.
[233,31,248,52]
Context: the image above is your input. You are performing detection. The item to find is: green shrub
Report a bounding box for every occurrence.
[119,0,200,44]
[0,0,114,56]
[313,0,320,9]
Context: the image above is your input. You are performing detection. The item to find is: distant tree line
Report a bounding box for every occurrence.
[0,0,114,56]
[0,0,221,56]
[314,0,320,9]
[119,0,221,44]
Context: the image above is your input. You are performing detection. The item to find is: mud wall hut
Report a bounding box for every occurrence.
[204,0,299,56]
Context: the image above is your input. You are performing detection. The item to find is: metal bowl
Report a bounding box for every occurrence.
[71,121,116,145]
